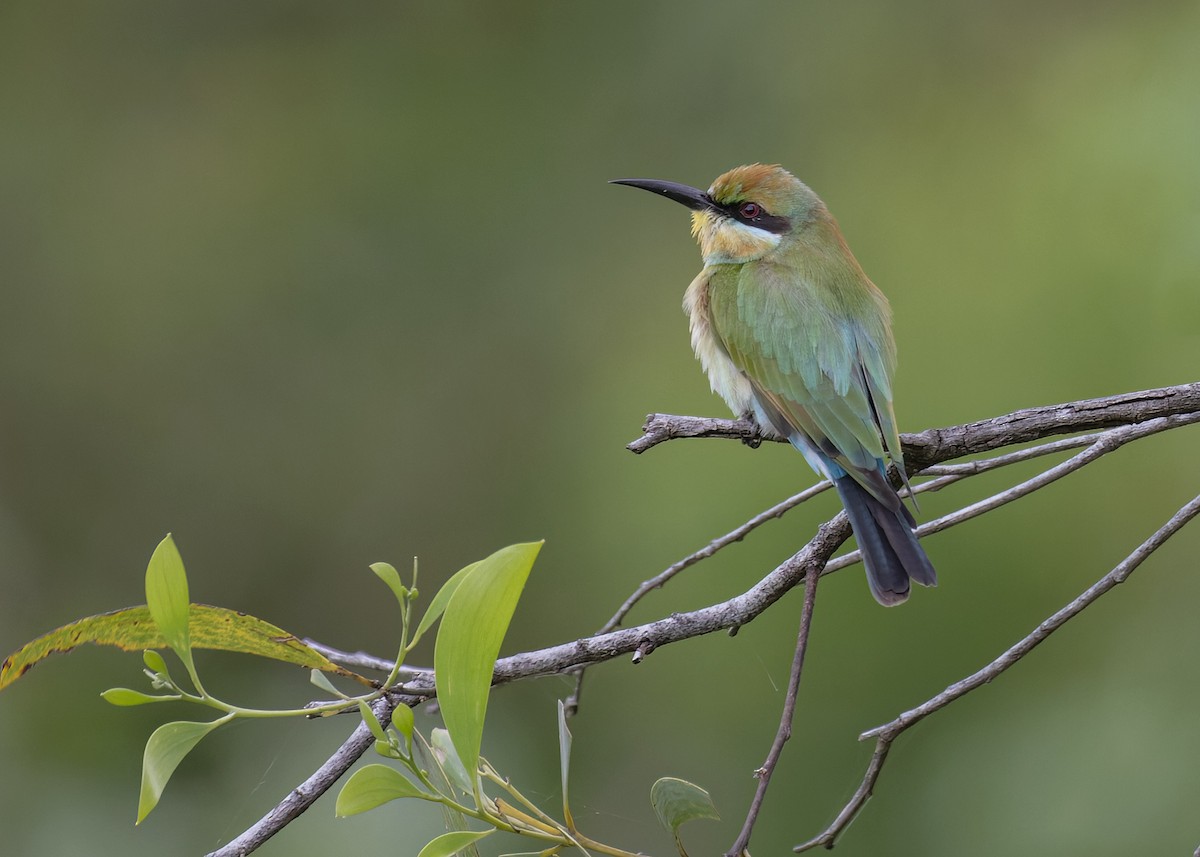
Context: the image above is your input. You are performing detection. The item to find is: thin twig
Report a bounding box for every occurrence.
[826,412,1200,573]
[794,493,1200,852]
[913,415,1199,538]
[915,430,1101,476]
[563,481,831,715]
[602,481,832,634]
[205,694,405,857]
[726,566,820,857]
[302,638,408,674]
[401,521,850,695]
[628,413,763,453]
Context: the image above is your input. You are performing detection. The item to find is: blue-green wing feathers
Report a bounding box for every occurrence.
[707,263,905,504]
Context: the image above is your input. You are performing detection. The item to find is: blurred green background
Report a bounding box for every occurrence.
[1,2,1198,855]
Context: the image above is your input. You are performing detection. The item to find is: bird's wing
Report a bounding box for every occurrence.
[856,324,910,486]
[706,262,905,494]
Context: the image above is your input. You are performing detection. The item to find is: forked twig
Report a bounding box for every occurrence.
[826,412,1200,573]
[206,695,404,857]
[600,481,832,633]
[794,493,1200,852]
[564,481,831,715]
[727,566,820,857]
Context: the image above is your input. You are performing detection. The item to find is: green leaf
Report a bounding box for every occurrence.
[1,604,372,692]
[335,764,430,816]
[144,534,191,663]
[413,731,473,838]
[142,649,169,675]
[373,739,402,760]
[557,699,574,830]
[137,719,223,823]
[370,562,409,607]
[434,542,542,790]
[310,669,347,698]
[429,728,474,797]
[417,830,493,857]
[391,703,414,754]
[651,777,720,857]
[101,687,178,706]
[358,700,388,742]
[410,560,479,648]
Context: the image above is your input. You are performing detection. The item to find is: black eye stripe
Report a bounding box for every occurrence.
[723,201,790,235]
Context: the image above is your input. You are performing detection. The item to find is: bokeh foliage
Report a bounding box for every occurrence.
[1,2,1198,855]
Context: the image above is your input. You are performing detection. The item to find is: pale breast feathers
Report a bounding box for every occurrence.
[683,269,754,416]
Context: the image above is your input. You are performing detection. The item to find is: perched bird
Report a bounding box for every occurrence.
[613,164,935,605]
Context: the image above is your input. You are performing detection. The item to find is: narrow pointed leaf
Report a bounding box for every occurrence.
[417,830,493,857]
[410,561,479,648]
[137,719,223,823]
[430,727,474,797]
[101,688,178,706]
[413,731,472,835]
[557,699,574,830]
[335,764,430,816]
[1,604,371,692]
[370,562,409,607]
[434,542,542,788]
[144,534,191,661]
[310,669,346,698]
[358,700,389,742]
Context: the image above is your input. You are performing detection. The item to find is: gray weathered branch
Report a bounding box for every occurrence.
[794,492,1200,852]
[210,382,1200,856]
[628,381,1200,465]
[207,695,404,857]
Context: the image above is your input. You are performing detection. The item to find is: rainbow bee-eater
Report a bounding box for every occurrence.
[613,164,936,605]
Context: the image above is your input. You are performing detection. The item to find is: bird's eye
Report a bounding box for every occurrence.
[738,202,762,220]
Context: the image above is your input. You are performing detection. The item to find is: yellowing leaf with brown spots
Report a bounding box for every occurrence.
[0,604,372,691]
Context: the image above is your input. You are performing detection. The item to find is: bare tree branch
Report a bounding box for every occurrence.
[794,492,1200,852]
[727,565,820,857]
[916,430,1102,476]
[569,401,1199,714]
[302,639,402,674]
[628,382,1200,462]
[900,382,1200,469]
[210,383,1199,856]
[564,480,832,715]
[401,519,850,695]
[627,413,765,453]
[205,695,405,857]
[827,412,1200,573]
[207,526,850,857]
[600,481,833,636]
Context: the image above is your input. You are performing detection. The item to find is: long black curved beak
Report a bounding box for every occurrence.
[609,178,716,212]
